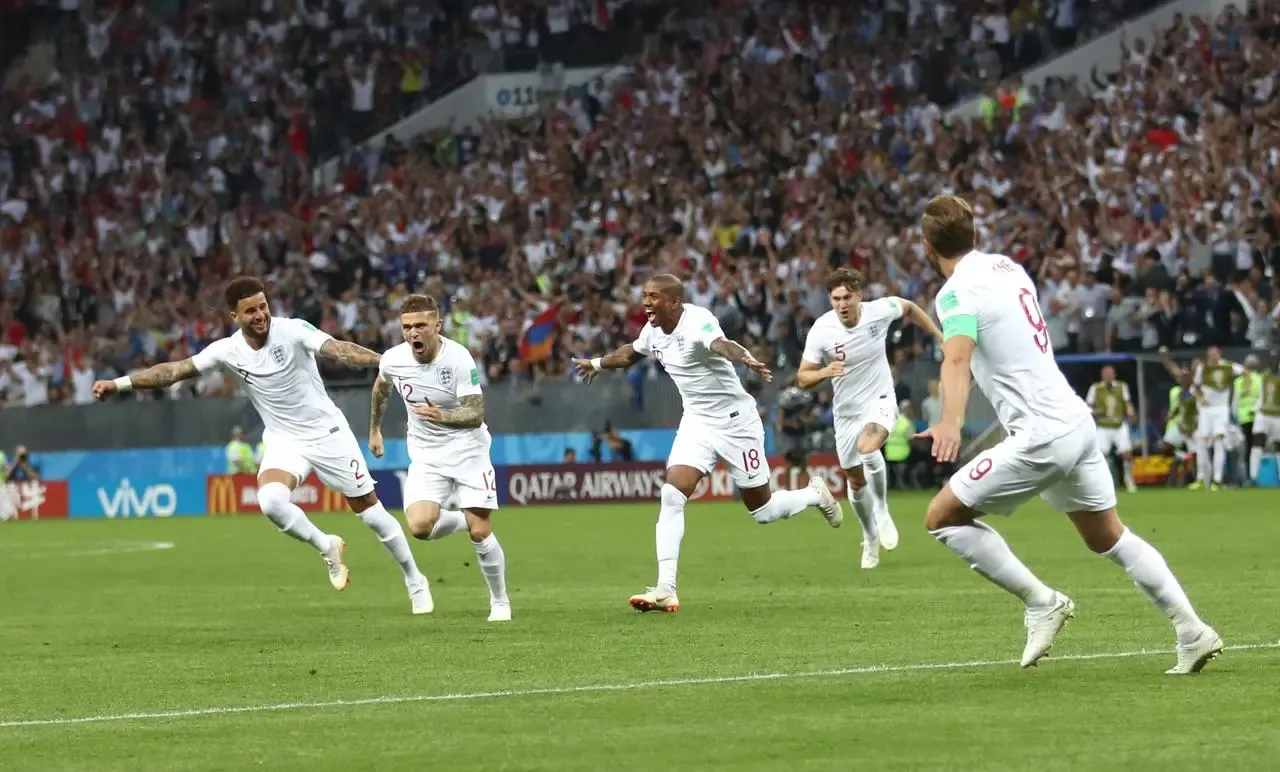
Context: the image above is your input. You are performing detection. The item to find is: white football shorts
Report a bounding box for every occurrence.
[1196,406,1231,439]
[402,457,499,512]
[668,413,770,489]
[950,420,1116,516]
[834,397,899,469]
[1095,425,1133,455]
[258,427,375,498]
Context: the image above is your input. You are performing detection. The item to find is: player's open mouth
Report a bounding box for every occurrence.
[644,309,656,321]
[411,340,424,351]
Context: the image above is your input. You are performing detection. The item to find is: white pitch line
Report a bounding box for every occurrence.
[2,641,1277,730]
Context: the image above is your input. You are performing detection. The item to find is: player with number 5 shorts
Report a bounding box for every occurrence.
[370,294,510,622]
[91,277,430,614]
[798,268,943,569]
[573,274,843,614]
[914,195,1221,675]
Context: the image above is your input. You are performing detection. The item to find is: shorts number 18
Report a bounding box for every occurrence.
[1018,289,1050,354]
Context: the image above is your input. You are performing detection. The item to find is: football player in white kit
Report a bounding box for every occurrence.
[914,196,1221,675]
[1191,347,1244,491]
[573,274,842,613]
[368,294,510,622]
[92,277,430,614]
[798,268,942,569]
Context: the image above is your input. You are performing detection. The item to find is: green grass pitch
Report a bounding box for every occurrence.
[1,490,1278,770]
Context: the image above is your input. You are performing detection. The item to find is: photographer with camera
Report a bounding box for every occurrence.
[775,381,825,488]
[0,446,42,521]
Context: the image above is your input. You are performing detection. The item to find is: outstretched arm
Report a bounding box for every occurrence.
[94,358,200,399]
[572,343,645,383]
[709,337,772,382]
[318,339,381,369]
[414,394,486,428]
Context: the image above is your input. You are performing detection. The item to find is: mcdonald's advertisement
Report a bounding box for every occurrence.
[205,474,350,515]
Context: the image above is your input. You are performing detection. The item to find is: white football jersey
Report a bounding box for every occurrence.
[802,298,904,418]
[934,251,1091,442]
[379,338,491,467]
[633,304,755,425]
[191,317,350,442]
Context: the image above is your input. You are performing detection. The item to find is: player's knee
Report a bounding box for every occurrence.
[467,514,491,541]
[257,482,292,515]
[404,512,435,540]
[923,491,967,532]
[660,484,687,512]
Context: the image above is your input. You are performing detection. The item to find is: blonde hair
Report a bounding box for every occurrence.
[921,195,976,260]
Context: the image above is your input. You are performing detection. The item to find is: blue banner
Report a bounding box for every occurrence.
[69,476,209,519]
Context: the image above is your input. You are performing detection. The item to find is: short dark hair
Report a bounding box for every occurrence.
[400,294,439,315]
[921,195,976,260]
[225,277,266,309]
[826,268,863,294]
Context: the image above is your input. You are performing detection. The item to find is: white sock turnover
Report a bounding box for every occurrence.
[257,482,329,552]
[1102,527,1204,644]
[931,520,1056,608]
[359,502,424,582]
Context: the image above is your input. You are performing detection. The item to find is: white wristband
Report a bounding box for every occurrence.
[113,376,134,393]
[590,357,603,372]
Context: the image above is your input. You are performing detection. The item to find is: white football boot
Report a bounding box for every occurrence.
[1021,593,1075,668]
[488,602,513,622]
[629,587,680,613]
[809,477,843,528]
[1166,626,1224,675]
[875,504,900,551]
[861,539,881,569]
[322,536,349,590]
[408,577,433,615]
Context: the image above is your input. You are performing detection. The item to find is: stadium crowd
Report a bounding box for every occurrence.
[1,0,1277,409]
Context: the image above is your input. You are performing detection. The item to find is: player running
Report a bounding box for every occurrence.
[1085,366,1139,493]
[1191,347,1243,491]
[573,274,842,613]
[914,196,1221,675]
[798,268,943,569]
[369,294,510,622]
[92,277,430,614]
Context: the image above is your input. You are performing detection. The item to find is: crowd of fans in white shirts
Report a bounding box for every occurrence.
[0,0,1277,409]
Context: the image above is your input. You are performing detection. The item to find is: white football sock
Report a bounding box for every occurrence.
[359,502,423,582]
[864,451,889,515]
[1212,439,1226,484]
[1249,447,1262,481]
[257,482,329,552]
[472,533,509,605]
[1122,457,1136,490]
[427,509,468,540]
[847,483,879,545]
[1103,527,1204,644]
[931,521,1056,608]
[656,484,686,593]
[1196,439,1211,483]
[749,486,820,524]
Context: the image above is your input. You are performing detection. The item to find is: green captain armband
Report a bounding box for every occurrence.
[942,314,978,342]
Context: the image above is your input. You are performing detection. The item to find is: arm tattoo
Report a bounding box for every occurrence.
[128,359,200,390]
[370,376,391,431]
[708,337,752,364]
[600,343,644,369]
[435,394,485,429]
[318,339,381,369]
